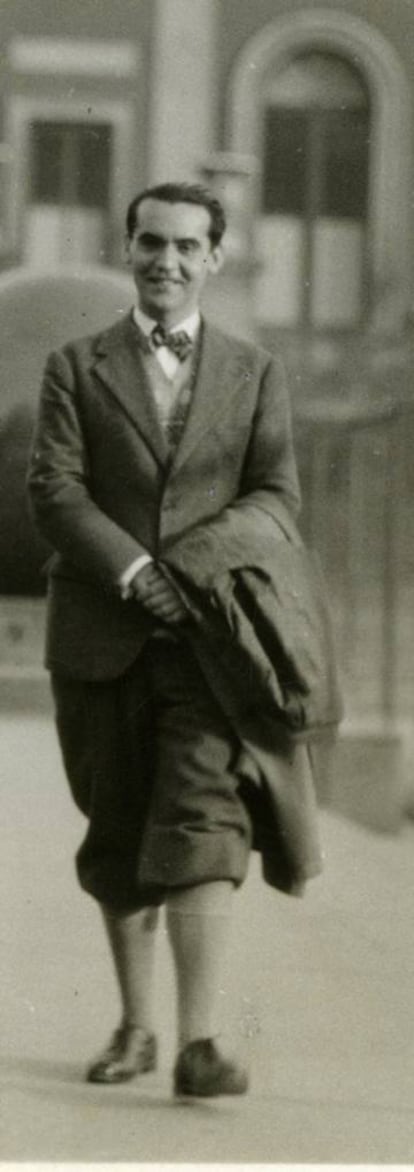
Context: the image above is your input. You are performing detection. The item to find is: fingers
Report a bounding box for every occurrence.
[132,565,168,603]
[131,563,164,598]
[136,578,179,607]
[142,580,174,604]
[145,586,187,621]
[131,565,187,624]
[145,596,187,623]
[153,603,187,624]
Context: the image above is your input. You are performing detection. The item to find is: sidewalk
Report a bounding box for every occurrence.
[2,712,414,1163]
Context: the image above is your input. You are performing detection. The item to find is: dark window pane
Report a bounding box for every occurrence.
[321,109,370,218]
[262,108,307,215]
[78,124,112,208]
[29,121,112,208]
[30,122,64,202]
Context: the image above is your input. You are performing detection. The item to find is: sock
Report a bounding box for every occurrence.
[166,880,234,1049]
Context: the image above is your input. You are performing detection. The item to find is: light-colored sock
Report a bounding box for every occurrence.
[166,880,234,1049]
[102,904,159,1033]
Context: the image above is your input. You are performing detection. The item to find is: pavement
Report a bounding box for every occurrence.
[2,711,414,1164]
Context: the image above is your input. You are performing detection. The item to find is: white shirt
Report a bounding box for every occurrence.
[119,306,201,597]
[132,305,200,380]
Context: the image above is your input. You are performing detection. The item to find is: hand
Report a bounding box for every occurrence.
[130,563,187,625]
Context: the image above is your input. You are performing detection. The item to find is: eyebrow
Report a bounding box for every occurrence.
[137,231,201,247]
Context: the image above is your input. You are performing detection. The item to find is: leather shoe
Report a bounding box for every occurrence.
[87,1024,157,1084]
[173,1038,248,1097]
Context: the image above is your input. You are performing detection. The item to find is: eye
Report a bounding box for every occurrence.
[178,241,198,254]
[138,234,161,249]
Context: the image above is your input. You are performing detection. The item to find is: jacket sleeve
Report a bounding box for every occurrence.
[27,349,149,587]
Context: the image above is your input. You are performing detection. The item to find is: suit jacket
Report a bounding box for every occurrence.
[28,311,300,679]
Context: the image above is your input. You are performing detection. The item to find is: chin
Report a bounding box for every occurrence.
[144,291,179,311]
[146,300,187,323]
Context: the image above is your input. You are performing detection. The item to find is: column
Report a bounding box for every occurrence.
[148,0,217,183]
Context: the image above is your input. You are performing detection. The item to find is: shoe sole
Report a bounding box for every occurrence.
[174,1078,249,1098]
[87,1057,157,1084]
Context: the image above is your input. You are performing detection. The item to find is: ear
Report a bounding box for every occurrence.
[206,243,225,275]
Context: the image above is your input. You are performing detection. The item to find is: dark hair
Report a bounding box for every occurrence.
[126,182,226,247]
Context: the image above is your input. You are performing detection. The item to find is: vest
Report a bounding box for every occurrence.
[138,340,200,454]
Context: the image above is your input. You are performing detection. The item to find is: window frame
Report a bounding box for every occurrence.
[4,94,135,264]
[228,10,411,334]
[261,97,371,330]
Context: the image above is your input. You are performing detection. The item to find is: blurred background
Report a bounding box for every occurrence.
[0,0,414,823]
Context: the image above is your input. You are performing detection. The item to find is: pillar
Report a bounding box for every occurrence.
[148,0,217,183]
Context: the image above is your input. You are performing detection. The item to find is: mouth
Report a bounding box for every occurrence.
[148,277,181,289]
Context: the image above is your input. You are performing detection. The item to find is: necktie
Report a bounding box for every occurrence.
[151,323,193,362]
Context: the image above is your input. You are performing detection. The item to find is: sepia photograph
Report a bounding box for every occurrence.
[1,0,414,1165]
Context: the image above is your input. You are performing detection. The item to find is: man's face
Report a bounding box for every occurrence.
[125,198,223,326]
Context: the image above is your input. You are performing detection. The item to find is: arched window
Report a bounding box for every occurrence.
[229,11,411,335]
[256,51,370,330]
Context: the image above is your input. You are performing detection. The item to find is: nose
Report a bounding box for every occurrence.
[154,242,178,271]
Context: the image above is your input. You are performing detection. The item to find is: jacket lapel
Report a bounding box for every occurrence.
[170,322,251,475]
[92,314,169,467]
[91,315,252,476]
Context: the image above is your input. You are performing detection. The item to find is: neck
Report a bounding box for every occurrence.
[138,305,199,331]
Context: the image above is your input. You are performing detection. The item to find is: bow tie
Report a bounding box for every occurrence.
[151,324,193,362]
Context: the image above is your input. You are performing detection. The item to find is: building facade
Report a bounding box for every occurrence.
[0,0,413,339]
[0,0,413,728]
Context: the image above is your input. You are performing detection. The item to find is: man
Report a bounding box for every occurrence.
[28,182,318,1098]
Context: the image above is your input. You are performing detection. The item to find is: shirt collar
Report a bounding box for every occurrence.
[132,305,201,339]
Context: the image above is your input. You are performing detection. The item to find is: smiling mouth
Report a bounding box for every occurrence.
[148,277,181,287]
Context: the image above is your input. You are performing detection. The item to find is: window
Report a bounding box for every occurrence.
[254,51,371,330]
[6,92,135,270]
[24,119,113,267]
[30,120,112,208]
